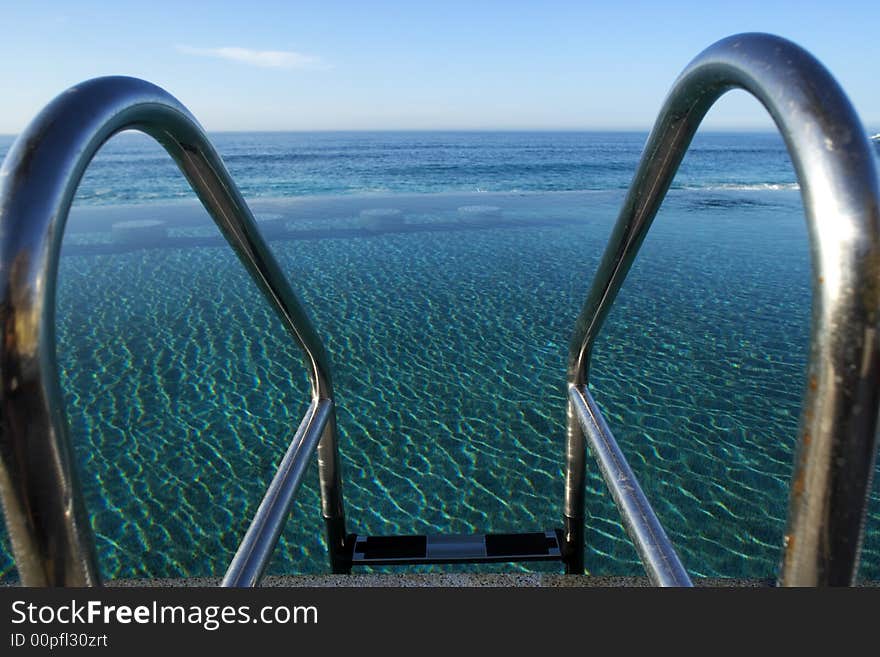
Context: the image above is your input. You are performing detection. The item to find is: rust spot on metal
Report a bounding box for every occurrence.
[791,472,805,497]
[802,433,811,446]
[809,377,817,391]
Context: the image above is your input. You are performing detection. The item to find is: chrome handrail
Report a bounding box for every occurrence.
[568,386,692,586]
[0,76,349,586]
[563,33,880,586]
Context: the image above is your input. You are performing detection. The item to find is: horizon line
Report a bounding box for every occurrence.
[3,126,858,139]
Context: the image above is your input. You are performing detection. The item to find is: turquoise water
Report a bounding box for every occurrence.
[1,132,879,582]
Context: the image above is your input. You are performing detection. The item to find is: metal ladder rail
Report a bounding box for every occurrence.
[562,33,880,586]
[0,76,349,587]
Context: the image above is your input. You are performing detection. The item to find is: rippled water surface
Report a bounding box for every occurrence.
[1,130,879,583]
[2,187,878,584]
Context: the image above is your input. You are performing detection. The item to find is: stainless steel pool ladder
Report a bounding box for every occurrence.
[561,34,880,586]
[0,77,348,586]
[1,33,879,587]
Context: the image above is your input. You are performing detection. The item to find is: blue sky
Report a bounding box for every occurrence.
[0,0,877,133]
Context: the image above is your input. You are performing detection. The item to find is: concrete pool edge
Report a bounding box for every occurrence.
[102,574,783,587]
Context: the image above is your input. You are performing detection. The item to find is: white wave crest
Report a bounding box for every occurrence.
[686,182,800,192]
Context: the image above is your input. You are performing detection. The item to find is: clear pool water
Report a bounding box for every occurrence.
[1,131,878,583]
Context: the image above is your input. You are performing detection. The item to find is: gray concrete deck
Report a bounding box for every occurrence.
[106,573,777,587]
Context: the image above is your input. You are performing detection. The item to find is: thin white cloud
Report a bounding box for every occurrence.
[176,45,323,69]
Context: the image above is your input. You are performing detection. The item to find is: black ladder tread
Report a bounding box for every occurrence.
[350,530,562,566]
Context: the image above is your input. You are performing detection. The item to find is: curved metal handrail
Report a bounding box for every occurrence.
[563,33,880,586]
[0,76,348,586]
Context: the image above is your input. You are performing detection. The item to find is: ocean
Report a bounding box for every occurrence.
[1,130,878,583]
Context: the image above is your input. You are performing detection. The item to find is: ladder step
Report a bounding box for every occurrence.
[350,530,562,566]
